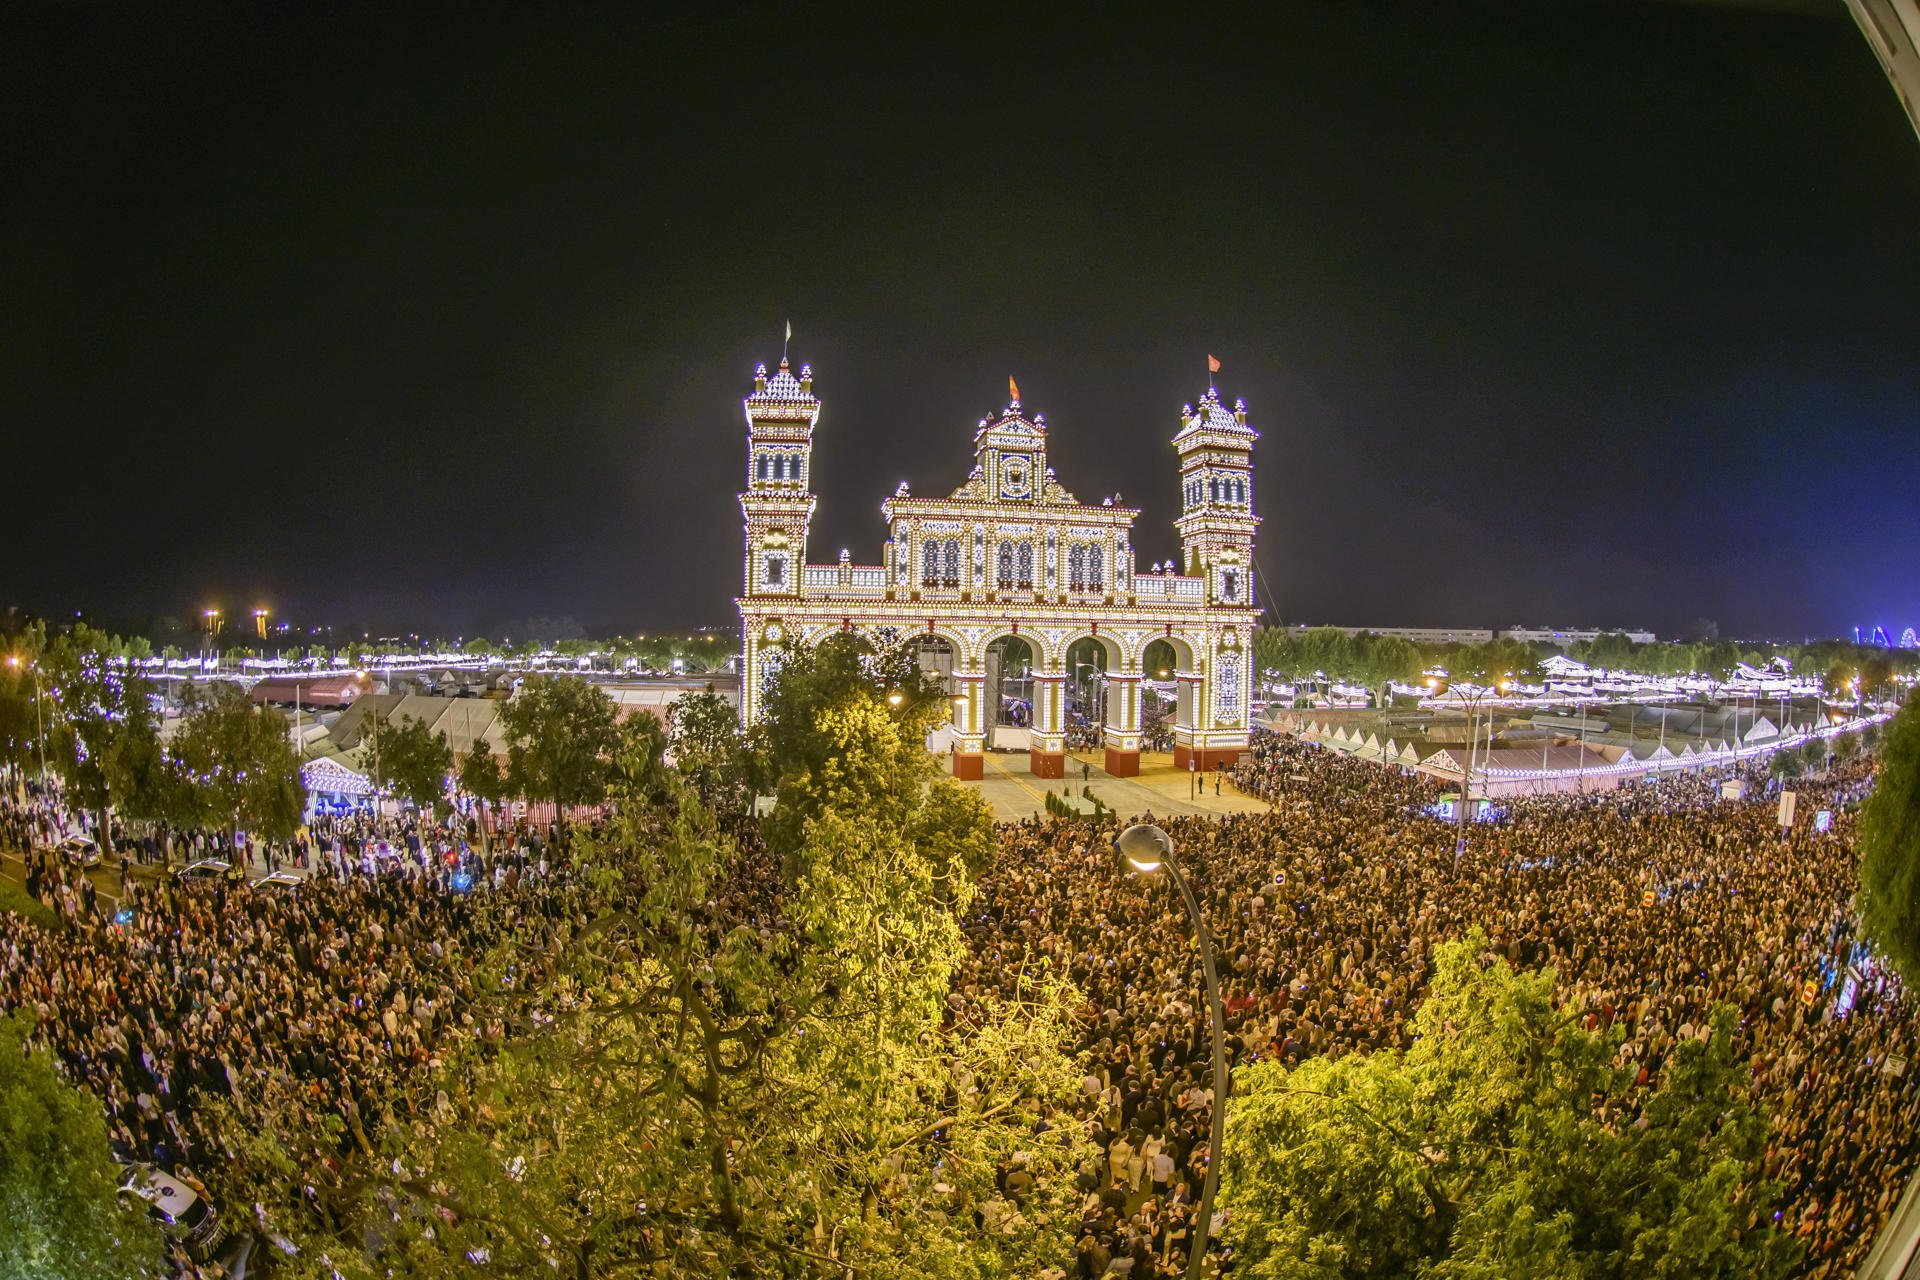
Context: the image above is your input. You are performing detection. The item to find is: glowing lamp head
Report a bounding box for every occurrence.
[1425,677,1439,690]
[5,656,15,669]
[1115,823,1172,875]
[887,691,904,707]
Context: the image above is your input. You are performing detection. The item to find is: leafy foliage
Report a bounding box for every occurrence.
[667,686,749,800]
[1223,931,1799,1280]
[169,681,308,841]
[209,636,1080,1278]
[0,1011,166,1278]
[41,625,167,844]
[0,622,48,781]
[496,673,622,821]
[1860,703,1920,988]
[370,711,453,814]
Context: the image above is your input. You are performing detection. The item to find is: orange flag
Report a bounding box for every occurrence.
[1009,375,1020,402]
[1207,354,1221,373]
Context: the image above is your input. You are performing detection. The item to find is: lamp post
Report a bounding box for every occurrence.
[1116,823,1227,1280]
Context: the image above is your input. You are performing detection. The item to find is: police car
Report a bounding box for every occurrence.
[119,1162,222,1256]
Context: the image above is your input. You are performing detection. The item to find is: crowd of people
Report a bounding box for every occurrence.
[1,721,1915,1278]
[960,732,1915,1277]
[0,790,605,1275]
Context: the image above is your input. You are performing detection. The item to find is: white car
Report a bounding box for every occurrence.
[250,871,302,891]
[57,834,100,867]
[119,1162,222,1256]
[178,858,232,879]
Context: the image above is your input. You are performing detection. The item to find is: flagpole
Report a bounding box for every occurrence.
[783,319,790,363]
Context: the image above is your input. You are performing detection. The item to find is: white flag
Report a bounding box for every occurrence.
[785,319,792,341]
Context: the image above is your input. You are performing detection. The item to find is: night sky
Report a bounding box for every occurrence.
[5,2,1918,642]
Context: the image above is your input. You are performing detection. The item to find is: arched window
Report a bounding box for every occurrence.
[1088,545,1103,590]
[922,541,940,586]
[755,455,768,482]
[1017,542,1034,587]
[997,543,1014,588]
[1068,546,1084,590]
[945,539,960,584]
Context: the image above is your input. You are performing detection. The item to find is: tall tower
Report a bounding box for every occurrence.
[740,355,820,601]
[1173,387,1259,607]
[738,356,819,724]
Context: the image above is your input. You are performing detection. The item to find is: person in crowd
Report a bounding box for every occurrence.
[0,724,1909,1279]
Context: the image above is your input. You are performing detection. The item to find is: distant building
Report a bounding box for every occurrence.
[1499,626,1658,646]
[735,355,1260,778]
[1302,625,1496,646]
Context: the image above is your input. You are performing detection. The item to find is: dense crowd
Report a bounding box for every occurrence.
[0,792,607,1274]
[961,733,1914,1277]
[1,723,1915,1278]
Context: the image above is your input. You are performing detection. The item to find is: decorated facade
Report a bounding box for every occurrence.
[736,355,1260,779]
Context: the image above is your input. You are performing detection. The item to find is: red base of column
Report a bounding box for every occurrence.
[1029,749,1066,779]
[1103,748,1140,777]
[1172,744,1247,772]
[951,753,983,780]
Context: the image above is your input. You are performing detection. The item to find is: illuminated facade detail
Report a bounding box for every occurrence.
[737,357,1262,779]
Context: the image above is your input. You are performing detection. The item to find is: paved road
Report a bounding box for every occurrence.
[969,749,1269,823]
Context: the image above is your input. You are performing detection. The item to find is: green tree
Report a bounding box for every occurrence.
[170,682,308,846]
[1223,931,1799,1280]
[372,712,453,816]
[0,1011,166,1278]
[496,674,622,829]
[42,625,166,851]
[212,649,1079,1280]
[456,740,507,852]
[667,687,748,800]
[1859,703,1920,987]
[1362,634,1426,705]
[0,624,48,787]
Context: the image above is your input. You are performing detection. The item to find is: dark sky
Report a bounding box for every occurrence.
[4,2,1918,643]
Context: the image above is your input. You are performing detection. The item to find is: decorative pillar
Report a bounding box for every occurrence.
[1103,667,1143,777]
[950,670,985,779]
[1171,667,1204,772]
[1029,667,1067,778]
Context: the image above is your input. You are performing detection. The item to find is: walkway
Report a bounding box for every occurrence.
[968,749,1269,823]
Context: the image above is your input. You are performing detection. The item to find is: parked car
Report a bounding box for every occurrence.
[119,1162,222,1257]
[178,858,231,879]
[57,833,100,867]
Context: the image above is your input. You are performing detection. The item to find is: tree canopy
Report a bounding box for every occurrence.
[42,625,168,845]
[370,711,453,815]
[206,633,1080,1279]
[169,681,308,841]
[496,673,622,821]
[0,1011,166,1278]
[1223,931,1799,1280]
[1859,703,1920,988]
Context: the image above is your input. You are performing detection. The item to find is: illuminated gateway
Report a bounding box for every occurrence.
[736,356,1260,779]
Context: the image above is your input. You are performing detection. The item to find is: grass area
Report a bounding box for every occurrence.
[0,876,59,929]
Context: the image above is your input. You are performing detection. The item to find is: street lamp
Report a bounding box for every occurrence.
[1116,823,1228,1280]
